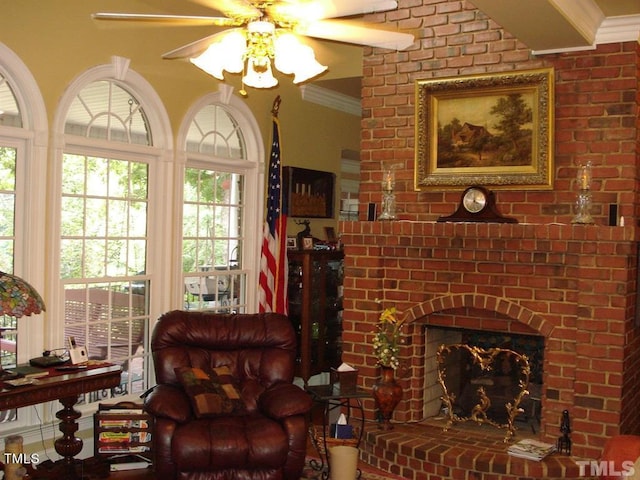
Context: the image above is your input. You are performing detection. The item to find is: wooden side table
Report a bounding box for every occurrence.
[0,364,122,479]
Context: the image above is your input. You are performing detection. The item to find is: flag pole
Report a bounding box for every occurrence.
[258,96,288,314]
[272,95,285,312]
[272,95,281,117]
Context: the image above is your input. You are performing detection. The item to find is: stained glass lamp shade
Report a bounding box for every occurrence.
[0,271,46,378]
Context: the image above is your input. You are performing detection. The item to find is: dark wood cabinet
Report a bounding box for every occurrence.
[288,250,344,385]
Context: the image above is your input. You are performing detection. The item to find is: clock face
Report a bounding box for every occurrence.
[462,187,487,213]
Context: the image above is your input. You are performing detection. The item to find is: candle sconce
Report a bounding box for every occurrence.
[378,163,401,221]
[572,161,594,224]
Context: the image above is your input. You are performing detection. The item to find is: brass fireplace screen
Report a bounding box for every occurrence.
[436,344,531,442]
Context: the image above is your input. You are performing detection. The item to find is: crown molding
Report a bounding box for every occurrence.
[299,84,361,117]
[596,14,640,44]
[532,14,640,55]
[549,0,604,45]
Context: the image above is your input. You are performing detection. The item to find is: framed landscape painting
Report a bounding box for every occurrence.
[415,68,554,190]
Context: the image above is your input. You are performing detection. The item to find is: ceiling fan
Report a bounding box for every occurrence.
[93,0,414,93]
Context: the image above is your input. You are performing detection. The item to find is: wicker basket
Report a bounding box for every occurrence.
[309,424,359,455]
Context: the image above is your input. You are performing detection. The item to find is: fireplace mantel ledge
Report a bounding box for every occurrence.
[339,220,638,242]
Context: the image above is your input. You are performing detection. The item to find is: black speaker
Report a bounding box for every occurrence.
[367,203,377,221]
[609,204,618,226]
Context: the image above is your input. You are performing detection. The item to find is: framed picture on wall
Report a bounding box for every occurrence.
[415,68,554,190]
[283,167,335,218]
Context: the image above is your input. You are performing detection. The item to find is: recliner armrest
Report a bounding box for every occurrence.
[144,384,193,423]
[259,383,312,419]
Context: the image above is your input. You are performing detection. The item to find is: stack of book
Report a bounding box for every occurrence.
[507,439,557,461]
[6,364,50,379]
[94,402,153,471]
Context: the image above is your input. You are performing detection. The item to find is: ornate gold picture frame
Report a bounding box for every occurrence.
[415,68,554,190]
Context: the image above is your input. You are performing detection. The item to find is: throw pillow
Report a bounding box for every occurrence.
[175,365,246,418]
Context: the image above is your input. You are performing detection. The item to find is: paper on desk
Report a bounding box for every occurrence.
[336,363,356,371]
[337,413,348,425]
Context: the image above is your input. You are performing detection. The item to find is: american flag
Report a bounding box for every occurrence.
[258,102,288,314]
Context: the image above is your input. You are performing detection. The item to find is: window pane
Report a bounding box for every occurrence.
[0,315,17,371]
[61,150,150,401]
[0,74,21,128]
[61,154,148,278]
[183,167,245,313]
[61,154,85,194]
[65,284,148,398]
[65,81,151,146]
[185,105,245,158]
[0,146,16,374]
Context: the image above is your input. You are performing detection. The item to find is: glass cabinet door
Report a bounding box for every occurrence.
[287,250,344,385]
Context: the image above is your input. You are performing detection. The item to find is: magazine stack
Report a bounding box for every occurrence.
[507,439,557,461]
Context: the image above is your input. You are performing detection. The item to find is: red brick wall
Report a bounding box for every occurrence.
[340,0,640,462]
[340,222,640,460]
[358,2,639,225]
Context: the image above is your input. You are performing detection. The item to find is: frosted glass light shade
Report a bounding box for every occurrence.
[274,33,301,74]
[190,31,246,80]
[274,33,327,83]
[190,21,325,89]
[292,44,327,83]
[243,57,278,88]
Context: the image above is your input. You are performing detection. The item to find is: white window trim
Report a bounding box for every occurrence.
[0,42,48,430]
[49,57,173,402]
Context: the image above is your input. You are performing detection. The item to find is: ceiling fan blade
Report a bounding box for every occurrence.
[295,20,414,50]
[269,0,399,22]
[162,30,236,59]
[188,0,261,21]
[92,12,240,27]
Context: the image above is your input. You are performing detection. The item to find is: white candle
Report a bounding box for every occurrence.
[580,169,588,189]
[383,171,394,191]
[578,162,591,190]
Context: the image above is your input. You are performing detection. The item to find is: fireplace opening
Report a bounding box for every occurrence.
[424,326,544,434]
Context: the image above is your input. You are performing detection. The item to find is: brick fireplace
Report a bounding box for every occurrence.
[339,220,640,478]
[339,0,639,477]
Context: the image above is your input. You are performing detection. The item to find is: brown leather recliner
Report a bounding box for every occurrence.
[143,310,312,480]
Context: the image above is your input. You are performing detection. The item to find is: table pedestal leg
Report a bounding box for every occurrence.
[28,396,109,479]
[54,395,83,477]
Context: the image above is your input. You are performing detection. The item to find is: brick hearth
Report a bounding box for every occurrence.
[361,420,597,480]
[339,221,640,479]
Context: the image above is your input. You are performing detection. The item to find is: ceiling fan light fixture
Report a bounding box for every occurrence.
[190,17,327,91]
[273,33,301,74]
[95,2,415,93]
[190,46,225,80]
[247,20,275,35]
[191,30,246,80]
[274,33,327,83]
[291,45,327,84]
[243,57,278,89]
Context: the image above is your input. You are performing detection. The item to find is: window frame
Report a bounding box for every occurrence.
[175,87,265,312]
[0,43,48,432]
[49,58,174,406]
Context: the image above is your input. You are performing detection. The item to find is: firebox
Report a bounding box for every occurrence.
[425,326,544,437]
